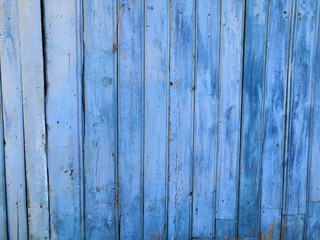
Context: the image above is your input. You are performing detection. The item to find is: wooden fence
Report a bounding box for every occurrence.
[0,0,319,239]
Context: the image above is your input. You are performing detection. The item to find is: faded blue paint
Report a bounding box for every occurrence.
[0,0,319,239]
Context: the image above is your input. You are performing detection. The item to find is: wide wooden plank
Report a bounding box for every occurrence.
[143,0,169,239]
[0,68,7,239]
[168,1,195,238]
[83,1,117,239]
[118,0,144,238]
[17,0,50,238]
[43,0,84,238]
[238,0,269,238]
[282,0,318,235]
[215,0,245,238]
[192,0,220,237]
[260,0,292,238]
[0,0,28,238]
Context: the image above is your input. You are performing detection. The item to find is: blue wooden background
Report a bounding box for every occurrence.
[0,0,319,239]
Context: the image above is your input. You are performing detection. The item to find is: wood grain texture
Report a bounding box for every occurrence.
[0,67,7,240]
[282,0,318,236]
[0,0,28,238]
[215,0,245,238]
[192,0,220,237]
[118,0,144,238]
[18,0,50,238]
[143,0,169,239]
[260,1,292,238]
[43,0,84,238]
[238,0,269,238]
[168,1,195,238]
[83,1,117,239]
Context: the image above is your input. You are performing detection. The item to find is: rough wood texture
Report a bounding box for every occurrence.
[43,0,84,238]
[83,0,118,239]
[0,0,318,239]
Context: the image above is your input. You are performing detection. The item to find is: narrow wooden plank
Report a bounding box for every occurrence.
[260,209,281,240]
[83,1,117,239]
[306,4,320,237]
[215,219,237,240]
[143,0,169,239]
[260,0,292,238]
[215,1,245,238]
[118,0,144,238]
[43,0,84,238]
[282,214,305,239]
[192,0,220,237]
[238,0,269,238]
[17,0,50,238]
[0,67,8,239]
[306,202,320,239]
[282,0,318,235]
[0,0,28,238]
[168,1,195,238]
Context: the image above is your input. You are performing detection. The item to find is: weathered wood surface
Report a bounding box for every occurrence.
[0,0,319,239]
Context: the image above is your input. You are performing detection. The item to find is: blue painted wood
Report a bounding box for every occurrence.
[0,1,318,239]
[282,0,318,236]
[83,1,118,239]
[306,4,320,237]
[306,203,320,239]
[168,1,195,239]
[118,0,144,238]
[260,1,292,239]
[143,0,169,239]
[0,68,7,240]
[215,1,245,239]
[0,0,28,238]
[18,0,50,238]
[238,0,269,238]
[192,0,220,237]
[43,0,84,238]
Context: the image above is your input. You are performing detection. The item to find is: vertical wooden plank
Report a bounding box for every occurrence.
[143,0,169,239]
[282,0,318,237]
[17,0,50,238]
[43,0,84,238]
[118,0,143,238]
[215,0,245,239]
[306,3,320,238]
[168,0,195,238]
[238,0,269,238]
[0,0,28,238]
[192,0,220,237]
[260,0,292,239]
[0,68,8,240]
[83,0,117,239]
[306,203,320,239]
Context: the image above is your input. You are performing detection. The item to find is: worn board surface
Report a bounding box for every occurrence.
[0,0,319,239]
